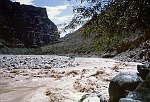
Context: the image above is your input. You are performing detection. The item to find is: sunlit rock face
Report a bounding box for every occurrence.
[0,0,58,47]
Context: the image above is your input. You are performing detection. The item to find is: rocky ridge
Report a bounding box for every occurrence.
[114,40,150,64]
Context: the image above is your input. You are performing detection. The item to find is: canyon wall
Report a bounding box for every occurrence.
[0,0,59,47]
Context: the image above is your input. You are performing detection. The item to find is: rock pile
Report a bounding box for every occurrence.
[114,40,150,64]
[0,55,77,69]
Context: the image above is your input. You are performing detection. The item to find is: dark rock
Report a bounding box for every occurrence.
[101,52,116,58]
[137,64,150,80]
[11,64,15,67]
[119,90,150,102]
[0,42,4,48]
[120,73,150,102]
[0,0,59,47]
[79,94,90,102]
[102,54,116,58]
[109,72,142,102]
[0,39,6,48]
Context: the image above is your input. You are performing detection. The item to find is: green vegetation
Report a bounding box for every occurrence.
[40,31,95,55]
[65,0,150,53]
[1,0,150,55]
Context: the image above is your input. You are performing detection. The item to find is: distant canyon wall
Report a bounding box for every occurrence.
[0,0,59,47]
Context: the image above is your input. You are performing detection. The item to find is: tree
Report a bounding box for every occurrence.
[65,0,111,30]
[65,0,150,52]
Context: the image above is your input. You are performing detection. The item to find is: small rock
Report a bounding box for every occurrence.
[79,93,100,102]
[82,97,100,102]
[100,96,108,102]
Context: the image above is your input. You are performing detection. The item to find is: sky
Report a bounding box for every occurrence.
[10,0,85,37]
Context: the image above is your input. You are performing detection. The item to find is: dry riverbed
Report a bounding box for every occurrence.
[0,55,142,102]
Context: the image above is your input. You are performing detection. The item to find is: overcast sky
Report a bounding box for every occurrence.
[10,0,84,37]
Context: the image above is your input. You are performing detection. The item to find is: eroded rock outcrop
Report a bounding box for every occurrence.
[0,0,59,47]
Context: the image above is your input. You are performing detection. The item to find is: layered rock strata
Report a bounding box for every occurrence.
[0,0,59,47]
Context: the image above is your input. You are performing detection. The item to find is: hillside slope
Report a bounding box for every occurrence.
[40,28,150,64]
[40,31,95,55]
[114,40,150,63]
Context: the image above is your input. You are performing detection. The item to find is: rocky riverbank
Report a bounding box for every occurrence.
[0,55,76,69]
[0,55,142,102]
[114,40,150,64]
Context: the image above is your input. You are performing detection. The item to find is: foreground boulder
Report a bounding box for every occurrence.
[109,71,142,102]
[119,73,150,102]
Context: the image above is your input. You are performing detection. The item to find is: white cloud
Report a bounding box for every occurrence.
[45,4,73,24]
[45,4,75,37]
[52,15,73,25]
[11,0,34,5]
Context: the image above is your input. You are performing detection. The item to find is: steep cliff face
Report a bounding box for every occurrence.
[0,0,59,47]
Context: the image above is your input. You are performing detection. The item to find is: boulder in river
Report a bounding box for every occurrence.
[109,71,142,102]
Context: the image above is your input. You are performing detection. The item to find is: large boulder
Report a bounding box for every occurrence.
[109,71,142,102]
[120,73,150,102]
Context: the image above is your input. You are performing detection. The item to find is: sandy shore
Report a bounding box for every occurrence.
[0,55,142,102]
